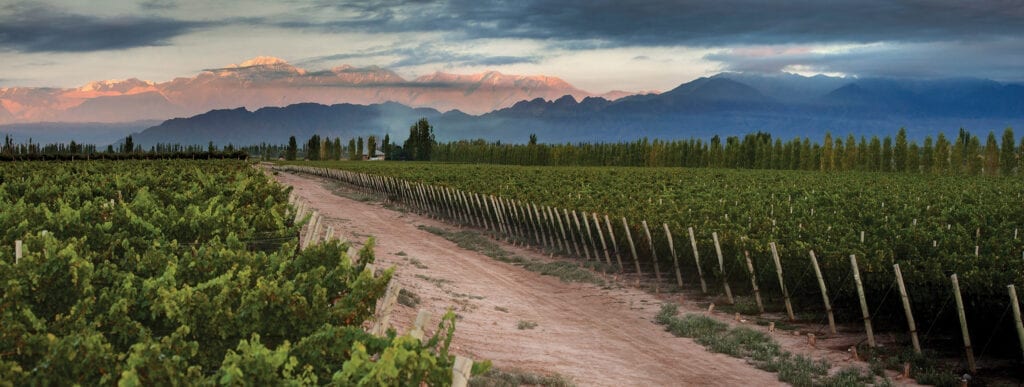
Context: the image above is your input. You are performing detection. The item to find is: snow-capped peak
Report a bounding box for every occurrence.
[237,56,289,67]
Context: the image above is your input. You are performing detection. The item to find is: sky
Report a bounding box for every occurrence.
[1,0,1022,93]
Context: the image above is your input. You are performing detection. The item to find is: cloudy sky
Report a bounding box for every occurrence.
[1,0,1022,92]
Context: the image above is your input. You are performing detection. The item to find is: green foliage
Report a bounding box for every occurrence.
[0,160,457,385]
[286,160,1024,342]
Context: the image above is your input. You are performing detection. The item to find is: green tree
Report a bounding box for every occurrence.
[403,118,436,161]
[122,135,134,154]
[1000,127,1016,175]
[367,135,378,159]
[348,138,357,160]
[357,137,364,160]
[881,136,893,172]
[984,131,1000,176]
[286,136,297,160]
[894,128,908,172]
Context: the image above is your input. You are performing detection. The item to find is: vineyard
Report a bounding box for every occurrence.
[280,161,1024,369]
[0,160,461,385]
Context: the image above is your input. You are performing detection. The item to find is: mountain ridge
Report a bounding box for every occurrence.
[0,56,622,123]
[130,72,1024,147]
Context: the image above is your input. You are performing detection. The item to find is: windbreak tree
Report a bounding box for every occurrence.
[404,118,435,161]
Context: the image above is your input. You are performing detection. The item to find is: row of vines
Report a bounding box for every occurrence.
[282,161,1024,361]
[0,160,459,385]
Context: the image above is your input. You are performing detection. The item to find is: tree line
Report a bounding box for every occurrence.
[283,118,436,161]
[432,127,1024,176]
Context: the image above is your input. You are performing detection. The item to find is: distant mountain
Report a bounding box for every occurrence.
[131,72,1024,147]
[0,56,621,125]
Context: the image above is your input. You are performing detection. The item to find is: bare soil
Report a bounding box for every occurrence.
[271,168,910,386]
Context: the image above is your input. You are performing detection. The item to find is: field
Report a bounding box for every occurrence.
[0,160,458,385]
[283,161,1024,357]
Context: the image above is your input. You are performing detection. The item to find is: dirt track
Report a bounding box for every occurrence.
[271,169,789,386]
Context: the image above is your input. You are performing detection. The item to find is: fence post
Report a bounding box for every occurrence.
[951,274,976,373]
[851,254,875,347]
[771,242,795,321]
[15,240,22,264]
[893,263,921,353]
[688,227,708,293]
[621,217,642,275]
[605,215,624,271]
[712,232,734,304]
[744,251,764,314]
[642,220,662,285]
[452,356,473,387]
[1009,284,1024,361]
[663,223,683,288]
[594,213,612,266]
[810,250,836,334]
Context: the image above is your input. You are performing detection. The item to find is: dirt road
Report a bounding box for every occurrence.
[273,169,785,386]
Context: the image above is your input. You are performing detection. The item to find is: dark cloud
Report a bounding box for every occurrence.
[0,4,205,52]
[273,1,1024,47]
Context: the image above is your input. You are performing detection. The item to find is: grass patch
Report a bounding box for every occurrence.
[517,320,538,330]
[408,257,428,269]
[397,288,421,308]
[452,292,485,300]
[655,303,889,387]
[419,225,605,286]
[494,306,509,313]
[469,368,573,387]
[854,345,959,387]
[326,183,377,202]
[415,273,452,288]
[395,251,407,256]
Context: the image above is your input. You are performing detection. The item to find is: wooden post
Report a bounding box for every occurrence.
[1008,284,1024,361]
[564,209,582,257]
[621,217,642,275]
[452,356,473,387]
[950,274,976,373]
[770,242,795,321]
[688,227,708,293]
[712,232,734,304]
[527,203,542,245]
[15,240,22,264]
[371,280,402,336]
[893,264,921,353]
[410,309,431,341]
[572,211,591,260]
[850,254,876,347]
[582,211,600,260]
[642,221,663,284]
[553,207,570,254]
[594,213,612,265]
[605,215,624,271]
[533,204,548,248]
[663,223,683,288]
[744,251,765,314]
[809,250,836,334]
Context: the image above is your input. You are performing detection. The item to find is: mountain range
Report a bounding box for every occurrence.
[3,56,1023,146]
[132,72,1024,146]
[0,56,616,126]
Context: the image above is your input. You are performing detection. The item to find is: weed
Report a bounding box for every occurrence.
[397,288,421,308]
[408,257,428,269]
[653,303,890,387]
[395,251,407,256]
[517,320,538,330]
[415,273,452,288]
[494,306,509,313]
[469,368,573,387]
